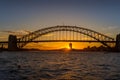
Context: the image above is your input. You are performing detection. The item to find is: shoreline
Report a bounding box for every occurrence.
[0,48,119,53]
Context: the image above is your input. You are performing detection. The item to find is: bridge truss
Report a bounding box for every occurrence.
[17,25,115,48]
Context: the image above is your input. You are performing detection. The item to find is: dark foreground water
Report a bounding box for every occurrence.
[0,51,120,80]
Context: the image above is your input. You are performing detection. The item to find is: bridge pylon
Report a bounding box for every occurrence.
[8,35,18,51]
[115,34,120,52]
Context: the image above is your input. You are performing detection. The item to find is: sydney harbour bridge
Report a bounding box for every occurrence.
[0,25,120,51]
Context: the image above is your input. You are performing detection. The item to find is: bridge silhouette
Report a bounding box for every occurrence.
[0,25,119,51]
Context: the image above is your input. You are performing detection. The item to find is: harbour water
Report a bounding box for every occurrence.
[0,51,120,80]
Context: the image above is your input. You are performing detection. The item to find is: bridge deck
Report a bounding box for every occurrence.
[0,40,116,43]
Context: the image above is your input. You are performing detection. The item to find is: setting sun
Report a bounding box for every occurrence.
[63,45,71,50]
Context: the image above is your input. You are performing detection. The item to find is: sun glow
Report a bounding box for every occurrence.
[24,42,101,50]
[63,45,71,50]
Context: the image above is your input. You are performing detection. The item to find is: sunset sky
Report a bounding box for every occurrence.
[0,0,120,49]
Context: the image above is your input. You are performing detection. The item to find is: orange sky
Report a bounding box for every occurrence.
[24,42,102,50]
[23,31,105,50]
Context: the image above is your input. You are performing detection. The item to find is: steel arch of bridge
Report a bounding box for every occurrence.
[17,25,114,48]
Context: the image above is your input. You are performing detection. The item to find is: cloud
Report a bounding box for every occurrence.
[0,36,7,39]
[1,30,31,37]
[42,33,54,37]
[2,31,15,34]
[102,26,119,31]
[107,26,119,30]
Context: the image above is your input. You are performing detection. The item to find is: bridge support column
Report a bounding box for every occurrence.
[115,34,120,52]
[8,35,18,51]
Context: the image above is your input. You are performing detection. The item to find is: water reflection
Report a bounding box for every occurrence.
[0,51,120,80]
